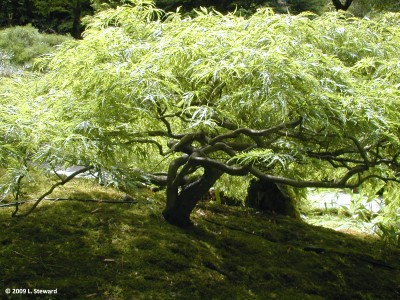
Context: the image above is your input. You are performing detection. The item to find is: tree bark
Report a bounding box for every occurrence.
[163,166,223,227]
[331,0,354,11]
[72,0,81,39]
[246,179,298,218]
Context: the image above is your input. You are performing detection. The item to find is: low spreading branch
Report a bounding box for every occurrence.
[12,166,94,218]
[1,197,136,208]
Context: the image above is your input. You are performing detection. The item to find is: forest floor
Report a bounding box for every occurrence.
[0,180,399,299]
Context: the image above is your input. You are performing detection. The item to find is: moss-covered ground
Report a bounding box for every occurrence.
[1,181,399,299]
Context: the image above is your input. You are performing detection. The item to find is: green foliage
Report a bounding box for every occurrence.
[154,0,329,15]
[349,0,400,17]
[371,182,400,245]
[0,0,331,39]
[0,0,93,37]
[286,0,329,14]
[1,2,400,229]
[91,0,127,11]
[0,50,21,77]
[230,149,295,170]
[0,25,71,65]
[213,174,250,204]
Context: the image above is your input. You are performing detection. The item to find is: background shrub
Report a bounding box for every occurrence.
[0,24,71,66]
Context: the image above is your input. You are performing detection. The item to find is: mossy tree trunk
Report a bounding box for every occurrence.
[246,179,298,218]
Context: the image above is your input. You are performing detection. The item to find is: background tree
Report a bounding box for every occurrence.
[0,0,330,37]
[331,0,400,14]
[348,0,400,16]
[0,0,92,38]
[2,1,400,227]
[0,0,35,26]
[2,0,400,38]
[152,0,328,15]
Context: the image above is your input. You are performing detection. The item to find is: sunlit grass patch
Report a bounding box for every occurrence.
[304,214,377,238]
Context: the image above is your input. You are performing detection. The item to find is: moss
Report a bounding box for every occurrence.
[0,187,399,299]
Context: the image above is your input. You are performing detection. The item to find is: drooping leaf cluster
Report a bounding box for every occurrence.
[1,1,399,225]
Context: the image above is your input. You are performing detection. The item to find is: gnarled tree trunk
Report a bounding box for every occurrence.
[162,157,223,227]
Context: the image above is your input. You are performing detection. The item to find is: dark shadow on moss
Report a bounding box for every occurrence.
[0,196,399,299]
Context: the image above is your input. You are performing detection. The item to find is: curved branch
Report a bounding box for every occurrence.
[168,132,205,152]
[249,167,342,188]
[11,173,25,217]
[172,160,197,188]
[12,165,94,218]
[214,116,239,130]
[337,165,369,185]
[157,107,186,139]
[210,118,303,145]
[165,155,189,211]
[201,142,237,156]
[249,163,370,188]
[189,155,251,176]
[348,174,400,188]
[124,138,169,156]
[346,136,370,166]
[308,152,365,165]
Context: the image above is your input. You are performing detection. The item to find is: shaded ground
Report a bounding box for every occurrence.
[0,188,399,299]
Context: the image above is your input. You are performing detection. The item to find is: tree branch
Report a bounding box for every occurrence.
[124,138,169,156]
[189,155,251,176]
[346,135,370,166]
[168,132,206,153]
[157,107,186,139]
[165,155,189,211]
[12,165,94,218]
[210,118,303,144]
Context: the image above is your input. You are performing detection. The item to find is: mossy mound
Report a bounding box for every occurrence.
[0,191,399,299]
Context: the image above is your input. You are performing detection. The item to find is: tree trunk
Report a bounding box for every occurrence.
[216,0,230,12]
[331,0,354,11]
[72,0,81,39]
[163,167,223,227]
[246,179,298,218]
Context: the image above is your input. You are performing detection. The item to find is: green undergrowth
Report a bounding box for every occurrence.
[1,186,400,299]
[304,212,377,237]
[0,25,71,66]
